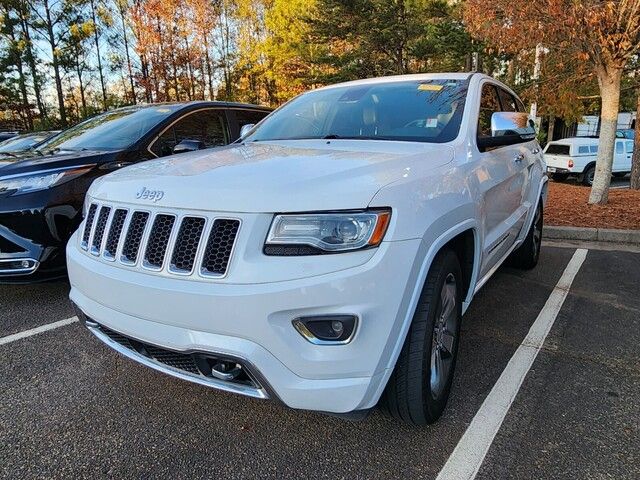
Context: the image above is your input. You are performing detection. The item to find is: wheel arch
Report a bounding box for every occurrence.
[582,161,596,174]
[361,219,481,410]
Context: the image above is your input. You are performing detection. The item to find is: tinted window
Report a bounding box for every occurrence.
[0,133,50,152]
[151,109,228,157]
[39,106,180,151]
[590,145,598,153]
[577,145,589,154]
[478,84,501,138]
[616,142,623,154]
[245,79,470,144]
[545,144,570,155]
[497,88,518,112]
[235,109,269,128]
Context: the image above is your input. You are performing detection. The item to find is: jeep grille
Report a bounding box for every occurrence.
[80,203,240,278]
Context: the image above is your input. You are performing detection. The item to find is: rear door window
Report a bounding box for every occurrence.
[545,144,570,155]
[590,145,598,153]
[150,109,228,157]
[478,84,502,138]
[497,88,518,112]
[577,145,589,154]
[626,141,634,153]
[234,109,269,129]
[616,142,624,154]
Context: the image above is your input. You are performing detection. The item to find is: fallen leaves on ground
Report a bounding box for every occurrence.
[545,182,640,230]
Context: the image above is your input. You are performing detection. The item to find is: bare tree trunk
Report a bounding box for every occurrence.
[547,116,555,144]
[588,66,622,205]
[43,0,66,126]
[18,7,46,120]
[8,28,33,130]
[118,2,136,104]
[75,45,87,117]
[630,92,640,190]
[90,0,108,110]
[203,34,214,100]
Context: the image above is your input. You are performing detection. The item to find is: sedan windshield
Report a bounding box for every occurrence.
[0,133,51,152]
[38,106,181,152]
[245,78,469,144]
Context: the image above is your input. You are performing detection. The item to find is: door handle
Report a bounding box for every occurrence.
[514,153,525,163]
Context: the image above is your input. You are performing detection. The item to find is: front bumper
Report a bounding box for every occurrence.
[0,188,83,282]
[67,232,423,413]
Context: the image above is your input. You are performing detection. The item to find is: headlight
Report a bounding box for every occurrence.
[0,166,93,196]
[265,209,391,255]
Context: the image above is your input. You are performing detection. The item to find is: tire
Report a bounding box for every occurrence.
[383,249,462,426]
[551,173,569,181]
[508,201,543,270]
[582,165,595,186]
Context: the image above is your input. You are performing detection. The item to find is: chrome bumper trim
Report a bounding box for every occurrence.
[85,322,270,400]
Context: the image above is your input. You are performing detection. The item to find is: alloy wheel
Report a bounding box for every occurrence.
[430,273,458,398]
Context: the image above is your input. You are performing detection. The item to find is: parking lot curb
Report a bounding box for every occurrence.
[543,225,640,244]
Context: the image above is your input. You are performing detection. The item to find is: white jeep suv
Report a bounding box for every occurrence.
[67,73,547,425]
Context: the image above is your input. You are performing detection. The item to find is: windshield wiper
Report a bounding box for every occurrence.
[322,134,387,140]
[0,152,17,158]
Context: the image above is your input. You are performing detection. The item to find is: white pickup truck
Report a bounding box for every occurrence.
[67,73,547,425]
[545,136,634,185]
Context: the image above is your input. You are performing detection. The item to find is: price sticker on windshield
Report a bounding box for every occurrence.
[418,84,443,92]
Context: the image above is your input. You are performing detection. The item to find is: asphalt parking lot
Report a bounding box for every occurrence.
[1,244,639,479]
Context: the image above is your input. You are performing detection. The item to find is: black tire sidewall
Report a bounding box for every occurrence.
[415,250,463,422]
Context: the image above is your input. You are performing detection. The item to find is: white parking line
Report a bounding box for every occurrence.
[0,316,78,346]
[437,248,588,480]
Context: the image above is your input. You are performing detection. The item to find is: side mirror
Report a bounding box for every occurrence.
[478,112,536,150]
[172,139,205,155]
[239,123,255,138]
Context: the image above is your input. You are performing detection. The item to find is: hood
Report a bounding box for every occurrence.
[0,148,113,175]
[90,141,454,213]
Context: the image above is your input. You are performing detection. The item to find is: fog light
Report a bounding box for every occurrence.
[293,315,357,345]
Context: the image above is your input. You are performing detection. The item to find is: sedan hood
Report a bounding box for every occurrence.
[90,141,454,212]
[0,149,112,176]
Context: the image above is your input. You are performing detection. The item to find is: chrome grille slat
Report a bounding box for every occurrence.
[81,203,98,249]
[200,219,240,277]
[121,211,150,265]
[90,206,111,255]
[143,214,176,270]
[169,216,207,274]
[103,209,128,260]
[81,203,239,279]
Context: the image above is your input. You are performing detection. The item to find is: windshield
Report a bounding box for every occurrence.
[38,106,180,152]
[244,79,470,144]
[0,133,51,152]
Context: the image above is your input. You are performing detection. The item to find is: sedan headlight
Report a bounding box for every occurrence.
[265,210,391,254]
[0,166,93,196]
